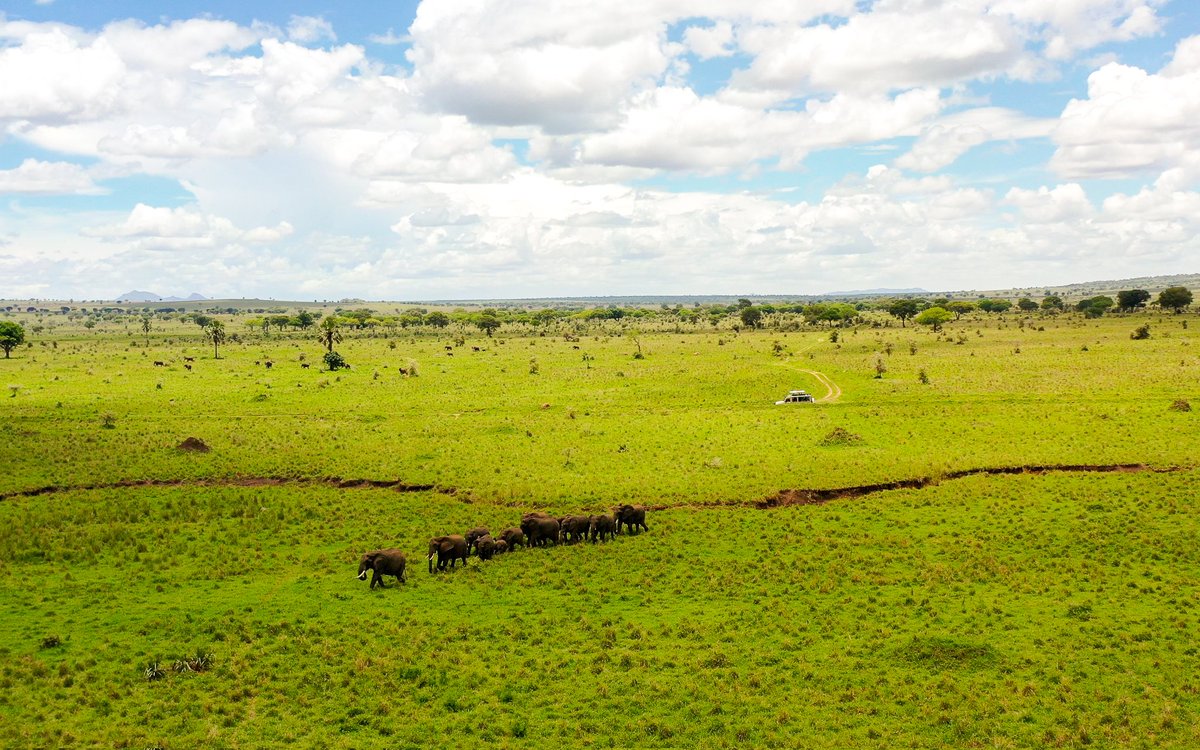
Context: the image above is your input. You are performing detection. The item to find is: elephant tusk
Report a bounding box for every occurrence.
[357,572,367,580]
[427,553,435,560]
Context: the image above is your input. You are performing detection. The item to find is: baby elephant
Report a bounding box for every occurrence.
[357,549,407,588]
[494,539,509,554]
[476,535,498,560]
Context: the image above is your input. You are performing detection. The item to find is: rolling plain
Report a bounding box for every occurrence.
[1,306,1198,748]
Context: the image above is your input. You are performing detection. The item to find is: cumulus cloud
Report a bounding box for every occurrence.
[0,159,104,194]
[287,16,336,44]
[84,204,293,250]
[1051,35,1200,179]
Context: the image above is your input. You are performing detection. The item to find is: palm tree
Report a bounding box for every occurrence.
[204,319,226,359]
[318,317,342,353]
[141,315,152,346]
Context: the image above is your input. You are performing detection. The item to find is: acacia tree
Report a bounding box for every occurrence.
[204,319,226,359]
[739,306,764,329]
[1041,295,1064,312]
[914,306,953,332]
[946,300,975,320]
[1158,286,1193,313]
[475,309,501,337]
[886,299,920,327]
[0,321,25,358]
[1117,289,1150,312]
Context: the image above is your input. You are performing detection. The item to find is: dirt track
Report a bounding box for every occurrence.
[797,369,841,402]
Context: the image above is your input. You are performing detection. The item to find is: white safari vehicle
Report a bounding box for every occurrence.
[776,389,815,404]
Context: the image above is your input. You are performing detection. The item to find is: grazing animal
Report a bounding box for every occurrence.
[254,361,260,366]
[398,367,408,376]
[153,361,165,367]
[520,513,560,547]
[264,361,273,369]
[444,345,453,351]
[183,356,195,362]
[184,363,192,371]
[428,535,469,573]
[558,515,590,544]
[498,527,525,550]
[464,527,491,555]
[613,504,649,534]
[475,535,498,560]
[493,539,509,554]
[589,513,615,542]
[572,345,580,349]
[357,549,407,588]
[301,363,310,369]
[472,346,481,352]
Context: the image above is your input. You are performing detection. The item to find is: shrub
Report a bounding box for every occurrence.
[323,351,348,371]
[1168,399,1191,412]
[1131,324,1151,340]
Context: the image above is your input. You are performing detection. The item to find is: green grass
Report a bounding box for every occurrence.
[1,472,1198,748]
[1,309,1198,747]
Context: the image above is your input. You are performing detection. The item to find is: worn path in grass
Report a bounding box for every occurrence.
[1,462,1187,508]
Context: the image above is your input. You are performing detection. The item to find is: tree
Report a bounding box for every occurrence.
[1117,289,1150,312]
[977,299,1012,313]
[0,321,25,358]
[475,310,501,337]
[425,311,450,328]
[295,310,317,329]
[1158,286,1193,313]
[318,317,343,353]
[1017,298,1038,312]
[204,319,226,359]
[141,315,152,346]
[914,306,953,332]
[946,300,975,320]
[1041,295,1064,311]
[1075,296,1114,318]
[886,299,920,327]
[739,306,764,329]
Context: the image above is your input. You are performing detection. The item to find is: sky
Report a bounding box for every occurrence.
[1,0,1198,301]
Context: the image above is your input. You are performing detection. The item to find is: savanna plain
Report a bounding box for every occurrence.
[1,305,1198,748]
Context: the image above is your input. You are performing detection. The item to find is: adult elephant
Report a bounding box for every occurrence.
[613,504,648,534]
[465,526,490,555]
[589,513,615,542]
[428,535,469,573]
[520,514,560,547]
[559,515,590,544]
[357,549,407,588]
[498,527,525,550]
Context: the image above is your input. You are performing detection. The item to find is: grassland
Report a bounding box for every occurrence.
[1,307,1198,747]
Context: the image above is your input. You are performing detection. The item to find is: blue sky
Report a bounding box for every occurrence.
[1,0,1197,300]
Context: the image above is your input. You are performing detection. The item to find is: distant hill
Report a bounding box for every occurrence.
[953,273,1200,300]
[116,291,209,302]
[820,287,928,297]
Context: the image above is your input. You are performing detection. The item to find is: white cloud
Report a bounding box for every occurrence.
[0,159,104,194]
[1004,183,1095,223]
[683,21,734,60]
[897,107,1056,172]
[1051,35,1200,179]
[287,16,336,44]
[367,29,409,46]
[84,204,293,251]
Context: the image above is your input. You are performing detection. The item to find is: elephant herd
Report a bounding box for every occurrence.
[356,504,649,588]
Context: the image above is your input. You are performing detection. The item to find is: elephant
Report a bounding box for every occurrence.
[357,549,407,588]
[588,513,615,542]
[520,514,560,547]
[428,535,469,573]
[494,539,509,554]
[498,527,526,550]
[476,535,498,560]
[613,504,648,534]
[558,515,591,544]
[465,526,491,555]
